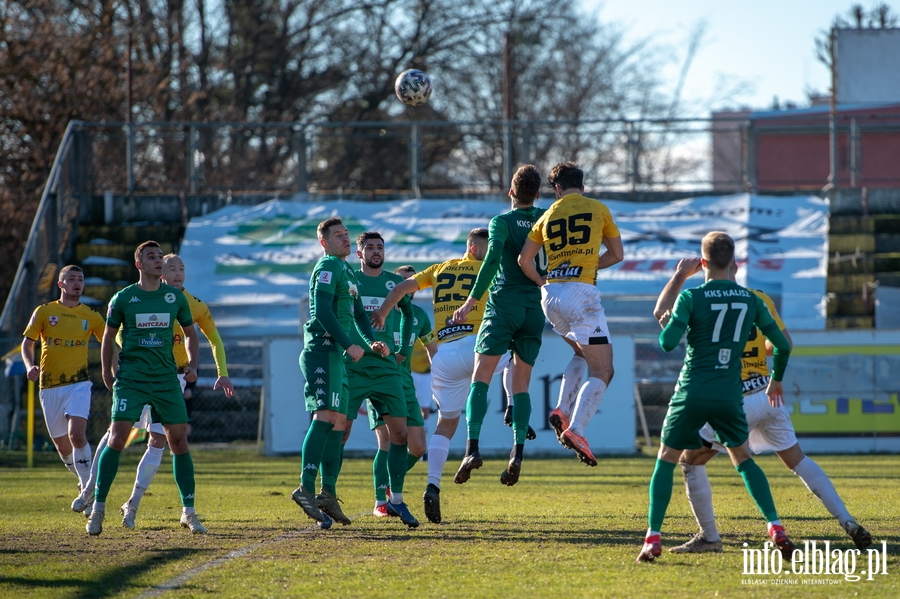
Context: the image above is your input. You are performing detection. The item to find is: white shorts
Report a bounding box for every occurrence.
[541,282,611,346]
[700,390,798,454]
[412,371,434,410]
[39,381,92,438]
[134,374,188,435]
[430,335,510,418]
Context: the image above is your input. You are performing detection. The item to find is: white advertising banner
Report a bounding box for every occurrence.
[179,193,827,336]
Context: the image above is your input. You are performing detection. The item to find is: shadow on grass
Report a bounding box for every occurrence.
[0,547,199,599]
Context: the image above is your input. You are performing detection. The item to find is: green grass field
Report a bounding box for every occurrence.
[1,447,897,599]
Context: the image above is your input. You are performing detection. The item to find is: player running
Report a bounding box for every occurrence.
[653,257,873,553]
[21,265,105,514]
[518,162,623,466]
[372,228,510,524]
[637,231,795,562]
[452,164,546,486]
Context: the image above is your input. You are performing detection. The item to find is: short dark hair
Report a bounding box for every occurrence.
[58,265,83,281]
[357,231,385,249]
[317,217,344,240]
[467,228,489,246]
[511,164,541,203]
[394,265,416,277]
[547,162,583,190]
[701,231,735,269]
[135,240,161,263]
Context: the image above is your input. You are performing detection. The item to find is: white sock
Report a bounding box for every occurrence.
[427,434,451,488]
[85,430,110,494]
[557,356,587,415]
[60,452,78,477]
[792,456,852,525]
[682,463,720,541]
[569,377,607,435]
[73,443,93,489]
[502,367,513,404]
[183,506,196,516]
[129,445,165,509]
[390,492,404,505]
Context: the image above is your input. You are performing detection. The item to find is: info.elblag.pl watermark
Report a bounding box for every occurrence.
[741,540,889,585]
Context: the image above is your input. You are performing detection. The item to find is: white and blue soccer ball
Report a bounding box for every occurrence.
[394,69,433,106]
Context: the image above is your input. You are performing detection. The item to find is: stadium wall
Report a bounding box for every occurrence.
[262,333,636,457]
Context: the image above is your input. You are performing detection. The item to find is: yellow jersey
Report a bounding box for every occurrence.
[413,251,484,345]
[740,289,786,396]
[410,338,431,373]
[172,288,229,376]
[527,193,620,284]
[23,301,105,389]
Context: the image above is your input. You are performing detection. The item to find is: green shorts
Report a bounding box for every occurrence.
[112,378,187,425]
[660,394,749,450]
[300,350,348,415]
[475,297,544,366]
[368,369,425,430]
[345,354,406,422]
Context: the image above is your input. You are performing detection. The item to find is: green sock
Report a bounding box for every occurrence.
[320,430,344,495]
[373,449,389,501]
[300,420,334,491]
[406,452,420,472]
[512,392,532,445]
[388,442,408,495]
[648,459,676,531]
[172,452,196,508]
[465,381,490,441]
[94,445,122,503]
[736,458,779,522]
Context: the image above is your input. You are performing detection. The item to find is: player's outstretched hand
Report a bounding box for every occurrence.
[452,297,477,324]
[214,375,235,398]
[371,341,390,358]
[370,308,387,330]
[766,379,784,408]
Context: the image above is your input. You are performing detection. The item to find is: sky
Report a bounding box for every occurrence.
[581,0,900,114]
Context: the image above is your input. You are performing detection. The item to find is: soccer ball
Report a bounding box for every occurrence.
[394,69,432,106]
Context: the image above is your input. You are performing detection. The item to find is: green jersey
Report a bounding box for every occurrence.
[399,303,435,376]
[660,279,786,401]
[349,270,412,358]
[304,255,374,352]
[469,206,546,307]
[106,282,193,383]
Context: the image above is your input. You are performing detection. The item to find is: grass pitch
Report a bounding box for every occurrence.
[0,447,897,598]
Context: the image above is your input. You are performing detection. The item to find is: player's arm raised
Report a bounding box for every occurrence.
[659,291,692,352]
[371,278,419,330]
[455,220,504,323]
[653,257,703,326]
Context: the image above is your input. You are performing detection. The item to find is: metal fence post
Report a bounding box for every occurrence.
[126,123,135,195]
[294,126,308,192]
[410,123,421,198]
